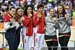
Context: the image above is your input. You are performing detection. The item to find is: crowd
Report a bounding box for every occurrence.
[0,0,75,50]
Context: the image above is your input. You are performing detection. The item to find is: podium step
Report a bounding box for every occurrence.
[0,48,3,50]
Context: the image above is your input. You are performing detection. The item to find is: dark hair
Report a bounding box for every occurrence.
[49,7,55,11]
[24,5,33,16]
[49,7,57,17]
[16,7,23,14]
[57,4,66,17]
[9,7,15,10]
[37,4,44,9]
[16,7,23,18]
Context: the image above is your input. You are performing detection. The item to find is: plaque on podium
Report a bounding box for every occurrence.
[0,22,6,48]
[70,26,75,42]
[0,22,5,33]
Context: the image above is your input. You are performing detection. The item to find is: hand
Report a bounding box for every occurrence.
[19,18,23,23]
[28,13,32,18]
[20,17,24,21]
[53,17,58,21]
[10,18,15,23]
[37,13,42,18]
[53,17,58,23]
[65,14,70,20]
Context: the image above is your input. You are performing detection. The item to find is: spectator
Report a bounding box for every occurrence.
[57,5,72,50]
[45,8,58,50]
[64,4,72,16]
[72,9,75,19]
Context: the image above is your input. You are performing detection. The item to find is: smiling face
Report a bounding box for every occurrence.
[38,7,44,13]
[10,8,16,16]
[27,7,32,14]
[57,5,63,14]
[17,8,24,16]
[49,8,55,16]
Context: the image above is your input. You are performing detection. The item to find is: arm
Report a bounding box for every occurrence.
[23,16,31,26]
[14,22,20,29]
[65,14,72,26]
[4,22,10,30]
[66,17,72,26]
[4,22,16,30]
[33,14,39,26]
[3,15,16,30]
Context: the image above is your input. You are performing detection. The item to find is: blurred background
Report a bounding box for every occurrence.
[0,0,75,50]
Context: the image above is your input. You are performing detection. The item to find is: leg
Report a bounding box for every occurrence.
[28,36,34,50]
[31,34,35,50]
[5,33,17,50]
[46,41,52,50]
[25,36,29,50]
[15,35,20,50]
[7,38,16,50]
[22,35,26,50]
[15,33,20,50]
[35,34,41,50]
[59,36,70,50]
[16,27,21,49]
[21,27,26,50]
[39,34,44,50]
[45,35,53,50]
[52,41,58,50]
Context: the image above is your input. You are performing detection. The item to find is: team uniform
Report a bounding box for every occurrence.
[3,13,20,50]
[22,16,34,50]
[33,13,45,50]
[58,14,72,50]
[45,15,58,50]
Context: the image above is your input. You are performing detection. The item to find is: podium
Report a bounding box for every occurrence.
[72,19,75,27]
[70,19,75,47]
[0,22,6,49]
